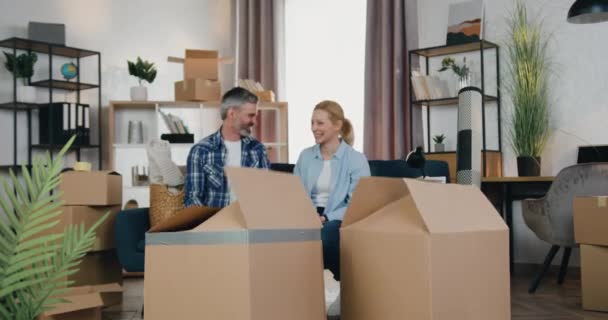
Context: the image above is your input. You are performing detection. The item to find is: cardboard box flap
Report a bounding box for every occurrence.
[148,206,221,232]
[348,195,428,234]
[193,202,246,231]
[42,292,103,316]
[225,167,321,230]
[186,49,218,59]
[62,169,120,176]
[404,179,507,233]
[95,283,123,294]
[342,177,409,227]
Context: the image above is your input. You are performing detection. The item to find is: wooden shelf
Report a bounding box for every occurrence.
[0,101,40,111]
[0,37,99,58]
[31,144,100,150]
[30,80,99,91]
[413,95,498,106]
[410,40,498,58]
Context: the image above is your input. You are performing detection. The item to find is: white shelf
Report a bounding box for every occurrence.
[113,143,195,149]
[263,142,288,147]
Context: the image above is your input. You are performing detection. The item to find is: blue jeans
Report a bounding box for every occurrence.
[322,220,342,281]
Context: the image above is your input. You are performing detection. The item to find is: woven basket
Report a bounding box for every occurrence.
[149,184,185,228]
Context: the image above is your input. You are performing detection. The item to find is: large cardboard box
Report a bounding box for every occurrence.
[37,205,121,252]
[341,177,510,320]
[174,78,221,102]
[61,250,123,287]
[169,49,232,80]
[59,171,122,206]
[145,167,326,320]
[38,286,104,320]
[574,196,608,312]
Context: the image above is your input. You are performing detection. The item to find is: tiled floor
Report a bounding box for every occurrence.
[103,268,608,320]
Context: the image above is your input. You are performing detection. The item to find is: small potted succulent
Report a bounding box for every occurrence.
[433,134,446,152]
[128,57,157,101]
[3,51,38,102]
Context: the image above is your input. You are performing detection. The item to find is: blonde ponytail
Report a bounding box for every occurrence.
[341,118,354,146]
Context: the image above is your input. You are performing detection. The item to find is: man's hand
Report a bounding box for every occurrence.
[319,215,327,223]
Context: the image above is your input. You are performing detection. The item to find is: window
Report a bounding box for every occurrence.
[284,0,367,162]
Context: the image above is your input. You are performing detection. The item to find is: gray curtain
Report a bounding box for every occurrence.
[364,0,418,160]
[237,0,277,92]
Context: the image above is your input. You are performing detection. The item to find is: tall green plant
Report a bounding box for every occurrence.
[505,1,551,158]
[0,135,109,320]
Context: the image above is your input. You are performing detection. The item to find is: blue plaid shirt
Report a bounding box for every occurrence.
[184,130,270,208]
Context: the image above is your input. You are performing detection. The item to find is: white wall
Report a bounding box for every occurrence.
[418,0,608,265]
[0,0,235,168]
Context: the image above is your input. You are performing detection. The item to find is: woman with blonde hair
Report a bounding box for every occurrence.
[294,100,370,284]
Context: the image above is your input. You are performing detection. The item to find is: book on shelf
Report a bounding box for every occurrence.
[411,71,452,101]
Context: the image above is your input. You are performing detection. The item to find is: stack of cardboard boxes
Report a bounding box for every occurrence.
[171,49,225,102]
[47,171,125,309]
[574,196,608,312]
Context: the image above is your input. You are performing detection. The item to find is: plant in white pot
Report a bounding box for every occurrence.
[433,134,446,152]
[438,56,470,91]
[3,51,37,103]
[128,57,157,101]
[505,1,552,177]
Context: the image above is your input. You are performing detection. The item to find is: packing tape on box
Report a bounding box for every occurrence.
[146,229,321,246]
[74,162,92,172]
[598,196,607,208]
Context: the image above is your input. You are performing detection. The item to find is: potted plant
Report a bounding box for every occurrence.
[433,134,446,152]
[128,57,157,101]
[3,51,37,102]
[438,56,470,91]
[0,135,109,319]
[505,1,551,176]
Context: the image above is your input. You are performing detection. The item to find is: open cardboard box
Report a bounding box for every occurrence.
[59,170,122,206]
[144,167,326,320]
[168,49,233,80]
[38,284,122,320]
[574,196,608,312]
[340,177,510,320]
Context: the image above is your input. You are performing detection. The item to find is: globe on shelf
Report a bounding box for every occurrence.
[61,62,78,81]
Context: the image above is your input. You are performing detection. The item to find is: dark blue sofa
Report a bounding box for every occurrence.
[114,159,450,272]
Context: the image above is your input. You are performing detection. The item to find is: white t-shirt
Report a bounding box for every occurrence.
[224,140,242,202]
[312,160,332,208]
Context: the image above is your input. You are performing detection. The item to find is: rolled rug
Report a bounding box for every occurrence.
[146,139,185,187]
[456,86,482,187]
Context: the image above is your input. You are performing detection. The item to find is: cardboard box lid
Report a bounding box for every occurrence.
[42,287,103,316]
[343,178,507,234]
[574,196,608,246]
[148,205,221,232]
[168,49,234,64]
[223,167,321,230]
[151,168,320,234]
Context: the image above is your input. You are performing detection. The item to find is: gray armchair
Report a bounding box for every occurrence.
[522,162,608,293]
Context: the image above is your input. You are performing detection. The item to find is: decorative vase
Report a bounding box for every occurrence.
[517,157,541,176]
[435,143,445,152]
[130,86,148,101]
[18,85,36,103]
[456,86,482,187]
[458,74,471,89]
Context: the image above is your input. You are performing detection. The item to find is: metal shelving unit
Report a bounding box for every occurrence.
[0,37,102,170]
[408,39,501,176]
